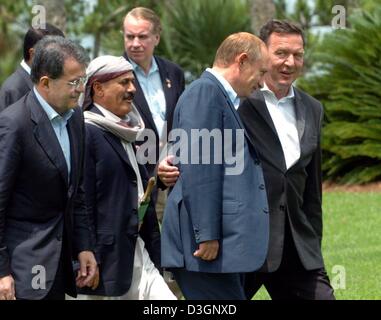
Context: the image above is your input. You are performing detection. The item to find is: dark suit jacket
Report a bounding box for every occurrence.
[0,91,92,299]
[238,88,324,272]
[161,71,269,273]
[78,105,161,296]
[124,54,185,178]
[0,66,33,112]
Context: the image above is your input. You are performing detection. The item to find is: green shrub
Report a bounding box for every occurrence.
[299,8,381,183]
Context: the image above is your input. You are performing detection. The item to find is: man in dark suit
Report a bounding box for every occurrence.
[239,20,335,300]
[161,32,270,300]
[77,55,175,299]
[0,24,64,112]
[0,36,97,300]
[122,7,185,230]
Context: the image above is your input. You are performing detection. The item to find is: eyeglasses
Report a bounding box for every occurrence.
[67,75,88,89]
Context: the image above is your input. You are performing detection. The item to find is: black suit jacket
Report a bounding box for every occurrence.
[238,88,324,272]
[124,54,185,178]
[78,105,161,296]
[0,66,33,112]
[0,91,92,299]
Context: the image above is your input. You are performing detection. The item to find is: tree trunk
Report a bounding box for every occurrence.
[33,0,67,32]
[93,31,101,59]
[250,0,276,35]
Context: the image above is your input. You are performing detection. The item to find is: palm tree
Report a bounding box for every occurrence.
[158,0,251,80]
[299,7,381,183]
[0,1,34,83]
[35,0,67,32]
[249,0,275,35]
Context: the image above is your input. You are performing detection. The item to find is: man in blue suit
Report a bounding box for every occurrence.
[161,32,270,300]
[0,36,97,300]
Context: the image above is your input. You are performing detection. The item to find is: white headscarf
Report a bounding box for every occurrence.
[80,55,144,142]
[79,55,134,110]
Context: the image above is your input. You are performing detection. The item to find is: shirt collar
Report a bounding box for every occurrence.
[261,82,295,101]
[130,58,158,76]
[206,68,240,109]
[20,60,31,75]
[33,87,74,122]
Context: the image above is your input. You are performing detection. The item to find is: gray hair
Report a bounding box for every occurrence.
[31,36,89,83]
[124,7,162,35]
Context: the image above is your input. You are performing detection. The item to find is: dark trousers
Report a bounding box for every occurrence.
[244,221,335,300]
[172,269,246,300]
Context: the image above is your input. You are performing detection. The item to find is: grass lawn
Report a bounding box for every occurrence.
[253,191,381,300]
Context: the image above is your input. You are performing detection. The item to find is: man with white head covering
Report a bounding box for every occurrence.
[77,55,175,300]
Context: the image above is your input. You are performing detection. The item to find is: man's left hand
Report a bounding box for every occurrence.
[76,251,98,289]
[193,240,219,261]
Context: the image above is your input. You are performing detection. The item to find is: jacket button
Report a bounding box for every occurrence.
[263,208,269,214]
[279,205,286,211]
[254,159,260,165]
[259,184,265,190]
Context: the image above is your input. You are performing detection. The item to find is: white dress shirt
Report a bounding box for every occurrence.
[261,83,300,170]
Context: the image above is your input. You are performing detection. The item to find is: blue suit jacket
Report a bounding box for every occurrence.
[0,91,92,299]
[161,71,269,273]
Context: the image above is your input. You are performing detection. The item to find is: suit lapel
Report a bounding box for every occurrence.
[103,132,135,171]
[124,54,159,138]
[293,88,306,142]
[67,115,79,188]
[201,71,245,128]
[30,92,69,187]
[89,105,135,171]
[132,78,158,136]
[252,88,306,171]
[203,72,264,149]
[250,91,278,136]
[241,91,287,172]
[156,56,174,121]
